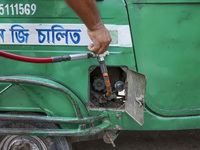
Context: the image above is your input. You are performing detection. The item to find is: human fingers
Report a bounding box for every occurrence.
[97,44,108,54]
[87,26,111,54]
[88,41,108,54]
[88,37,110,54]
[88,43,101,54]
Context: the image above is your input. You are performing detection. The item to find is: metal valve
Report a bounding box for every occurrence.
[91,51,110,59]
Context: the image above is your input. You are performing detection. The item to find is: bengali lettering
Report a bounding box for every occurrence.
[9,24,29,43]
[36,25,81,44]
[0,29,5,43]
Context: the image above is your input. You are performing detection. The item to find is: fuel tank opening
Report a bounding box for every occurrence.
[89,66,127,109]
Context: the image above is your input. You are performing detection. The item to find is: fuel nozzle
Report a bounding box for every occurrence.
[97,52,112,98]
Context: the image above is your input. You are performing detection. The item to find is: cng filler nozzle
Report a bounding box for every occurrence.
[97,52,112,98]
[92,51,114,103]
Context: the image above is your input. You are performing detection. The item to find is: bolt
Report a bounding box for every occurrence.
[116,113,121,118]
[115,124,121,130]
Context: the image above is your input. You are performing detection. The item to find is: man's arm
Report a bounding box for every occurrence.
[64,0,111,54]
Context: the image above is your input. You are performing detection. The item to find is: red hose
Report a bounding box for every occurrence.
[0,50,52,63]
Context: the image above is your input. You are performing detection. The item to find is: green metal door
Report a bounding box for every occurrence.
[126,0,200,116]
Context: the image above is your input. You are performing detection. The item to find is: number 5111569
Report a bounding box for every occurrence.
[0,4,36,16]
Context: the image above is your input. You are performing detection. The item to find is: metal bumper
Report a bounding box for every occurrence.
[0,112,110,136]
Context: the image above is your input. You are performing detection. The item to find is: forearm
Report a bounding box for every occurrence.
[64,0,111,54]
[64,0,103,30]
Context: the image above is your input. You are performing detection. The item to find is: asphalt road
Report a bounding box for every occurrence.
[72,130,200,150]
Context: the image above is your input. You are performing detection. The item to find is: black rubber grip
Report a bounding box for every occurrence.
[100,61,108,74]
[52,56,71,62]
[62,55,71,61]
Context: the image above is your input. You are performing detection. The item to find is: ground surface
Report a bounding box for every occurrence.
[72,130,200,150]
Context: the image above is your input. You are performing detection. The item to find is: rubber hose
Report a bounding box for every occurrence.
[0,50,52,63]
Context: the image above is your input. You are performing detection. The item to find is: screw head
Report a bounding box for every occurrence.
[116,113,121,118]
[115,124,121,130]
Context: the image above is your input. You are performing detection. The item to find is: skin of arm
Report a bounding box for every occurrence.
[63,0,111,54]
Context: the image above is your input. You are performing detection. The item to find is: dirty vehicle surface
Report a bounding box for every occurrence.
[0,0,200,149]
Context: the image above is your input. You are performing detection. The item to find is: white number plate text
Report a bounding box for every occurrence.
[0,3,36,16]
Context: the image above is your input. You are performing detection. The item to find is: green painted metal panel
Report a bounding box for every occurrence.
[126,1,200,116]
[0,0,128,25]
[0,76,89,117]
[0,0,136,131]
[90,108,200,130]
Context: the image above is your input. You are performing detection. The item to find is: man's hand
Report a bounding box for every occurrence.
[64,0,111,54]
[87,24,111,54]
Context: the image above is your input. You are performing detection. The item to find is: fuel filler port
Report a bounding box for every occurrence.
[89,66,127,109]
